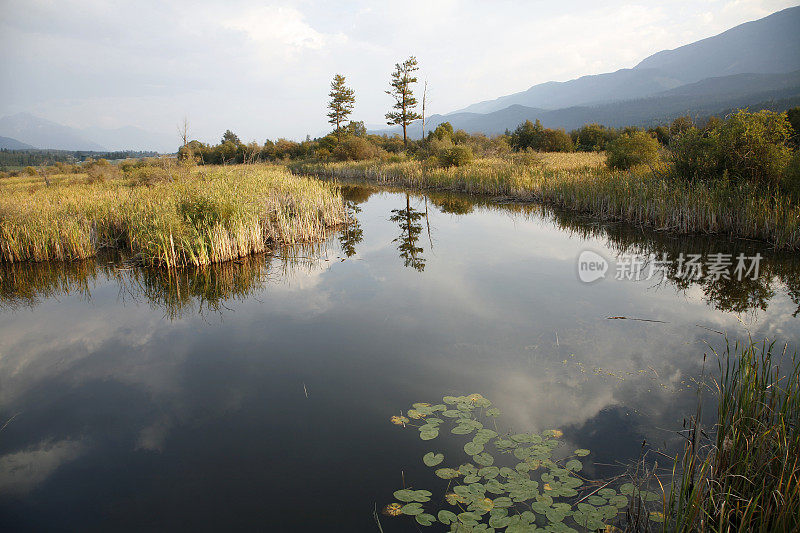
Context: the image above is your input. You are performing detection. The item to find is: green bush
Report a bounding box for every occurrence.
[606,131,660,170]
[787,107,799,147]
[437,146,474,167]
[669,110,793,186]
[540,128,574,152]
[782,151,800,201]
[572,123,618,151]
[670,128,721,181]
[717,109,792,186]
[427,122,453,141]
[333,136,385,161]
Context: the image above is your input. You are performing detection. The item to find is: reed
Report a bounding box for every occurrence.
[290,157,800,250]
[0,164,347,267]
[664,339,800,532]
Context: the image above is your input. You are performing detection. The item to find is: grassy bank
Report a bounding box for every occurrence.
[290,155,800,250]
[0,164,346,267]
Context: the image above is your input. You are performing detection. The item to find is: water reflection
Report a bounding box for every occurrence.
[0,184,797,531]
[0,251,325,318]
[1,186,798,317]
[390,193,427,272]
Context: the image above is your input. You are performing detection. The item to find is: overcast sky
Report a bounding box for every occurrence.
[1,0,797,144]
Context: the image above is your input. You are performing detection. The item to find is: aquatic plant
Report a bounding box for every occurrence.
[384,394,662,531]
[663,339,800,532]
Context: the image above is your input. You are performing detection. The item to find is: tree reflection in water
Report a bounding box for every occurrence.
[390,193,426,272]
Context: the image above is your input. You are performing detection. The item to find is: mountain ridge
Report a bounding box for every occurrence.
[0,113,176,152]
[449,6,800,117]
[373,70,800,138]
[0,135,35,150]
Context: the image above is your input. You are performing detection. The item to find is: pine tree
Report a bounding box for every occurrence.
[327,74,355,143]
[386,56,422,148]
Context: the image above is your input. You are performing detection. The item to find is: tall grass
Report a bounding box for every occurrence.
[666,339,799,532]
[0,164,347,267]
[290,157,800,250]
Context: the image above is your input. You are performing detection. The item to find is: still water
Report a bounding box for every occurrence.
[0,185,798,531]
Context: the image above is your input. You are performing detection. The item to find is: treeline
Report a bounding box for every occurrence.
[0,149,158,170]
[177,122,509,167]
[177,108,798,166]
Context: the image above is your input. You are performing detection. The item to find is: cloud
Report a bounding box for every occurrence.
[0,439,86,495]
[0,1,796,154]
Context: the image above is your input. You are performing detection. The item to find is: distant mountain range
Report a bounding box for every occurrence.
[372,6,800,137]
[0,113,176,152]
[0,135,35,150]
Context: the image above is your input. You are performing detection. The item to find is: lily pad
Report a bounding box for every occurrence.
[485,479,505,494]
[393,489,415,502]
[464,441,484,455]
[609,494,629,508]
[452,424,474,435]
[474,452,494,466]
[437,510,457,525]
[565,459,582,472]
[479,466,500,479]
[464,474,481,484]
[420,426,439,440]
[435,468,461,480]
[423,452,444,467]
[574,448,590,457]
[415,512,435,526]
[492,496,513,508]
[401,502,424,515]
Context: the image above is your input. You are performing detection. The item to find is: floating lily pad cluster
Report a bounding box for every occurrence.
[385,394,637,532]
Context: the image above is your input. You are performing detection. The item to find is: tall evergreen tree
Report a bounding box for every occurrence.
[327,74,355,142]
[386,56,422,148]
[221,130,241,145]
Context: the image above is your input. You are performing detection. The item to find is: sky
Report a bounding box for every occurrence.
[0,0,797,144]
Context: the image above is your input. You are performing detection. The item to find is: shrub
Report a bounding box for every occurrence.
[670,128,721,181]
[648,125,670,146]
[670,115,694,136]
[716,109,792,186]
[437,146,474,167]
[24,166,38,176]
[427,122,453,141]
[333,136,384,161]
[510,120,543,151]
[782,151,800,201]
[573,123,618,151]
[787,107,800,147]
[511,120,574,152]
[540,128,574,152]
[128,165,172,186]
[84,158,120,184]
[606,131,660,170]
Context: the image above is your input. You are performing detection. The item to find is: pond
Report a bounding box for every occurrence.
[1,185,798,531]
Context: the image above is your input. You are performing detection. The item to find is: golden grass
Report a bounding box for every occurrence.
[290,155,800,250]
[0,164,347,267]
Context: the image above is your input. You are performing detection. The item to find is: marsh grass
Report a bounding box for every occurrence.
[662,339,800,532]
[290,157,800,250]
[0,164,347,267]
